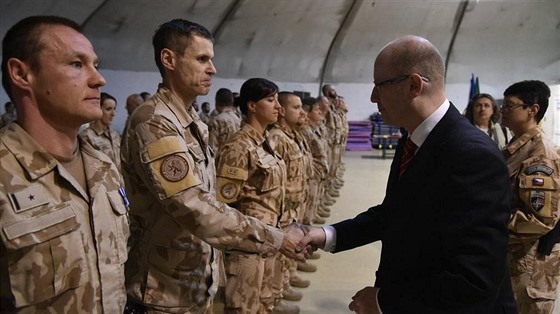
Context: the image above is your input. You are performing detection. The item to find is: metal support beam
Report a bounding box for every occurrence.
[81,0,111,29]
[213,0,243,40]
[318,0,362,96]
[444,0,469,79]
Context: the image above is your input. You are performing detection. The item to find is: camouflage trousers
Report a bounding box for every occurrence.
[272,253,293,303]
[223,254,275,314]
[303,179,325,224]
[508,242,560,314]
[141,299,213,314]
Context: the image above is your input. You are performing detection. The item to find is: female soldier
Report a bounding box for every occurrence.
[80,92,122,170]
[215,78,288,314]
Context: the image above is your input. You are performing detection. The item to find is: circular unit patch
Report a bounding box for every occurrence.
[160,155,189,182]
[220,183,238,200]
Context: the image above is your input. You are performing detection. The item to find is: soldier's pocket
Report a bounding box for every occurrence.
[256,162,281,193]
[107,190,130,264]
[2,204,87,307]
[527,244,560,300]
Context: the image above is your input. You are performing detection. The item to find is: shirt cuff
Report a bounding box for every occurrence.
[321,225,337,252]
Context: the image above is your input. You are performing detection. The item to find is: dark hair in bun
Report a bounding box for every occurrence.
[234,78,278,115]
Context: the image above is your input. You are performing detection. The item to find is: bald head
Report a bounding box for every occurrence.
[126,93,144,115]
[376,35,445,89]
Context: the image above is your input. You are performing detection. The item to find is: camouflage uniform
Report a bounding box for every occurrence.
[322,102,342,193]
[80,123,122,170]
[294,130,313,222]
[504,126,560,314]
[300,125,329,224]
[0,123,130,313]
[208,108,241,154]
[268,123,306,304]
[122,85,284,313]
[199,111,212,125]
[215,122,287,313]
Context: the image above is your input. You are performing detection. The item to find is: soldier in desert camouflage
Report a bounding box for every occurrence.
[80,91,122,170]
[0,16,130,312]
[121,19,306,313]
[215,78,288,313]
[300,97,329,226]
[208,88,241,154]
[501,80,560,314]
[268,92,312,313]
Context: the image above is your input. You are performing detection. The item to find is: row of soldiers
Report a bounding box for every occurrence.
[199,84,349,313]
[203,85,349,223]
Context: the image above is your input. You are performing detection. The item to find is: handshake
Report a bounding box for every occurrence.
[279,222,327,262]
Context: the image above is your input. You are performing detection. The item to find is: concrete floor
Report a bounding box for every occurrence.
[216,150,560,313]
[289,150,389,313]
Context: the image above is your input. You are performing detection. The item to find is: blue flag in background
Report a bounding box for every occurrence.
[469,74,480,100]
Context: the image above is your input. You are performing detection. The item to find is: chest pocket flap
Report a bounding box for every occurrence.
[3,204,79,249]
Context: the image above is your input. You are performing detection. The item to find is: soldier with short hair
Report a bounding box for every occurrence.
[300,97,329,225]
[208,87,241,153]
[501,80,560,314]
[268,92,311,313]
[0,16,130,312]
[121,19,306,313]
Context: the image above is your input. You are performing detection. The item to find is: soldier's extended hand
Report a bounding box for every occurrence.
[280,222,308,262]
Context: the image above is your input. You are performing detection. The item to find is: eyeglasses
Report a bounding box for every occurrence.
[500,102,528,111]
[373,74,430,90]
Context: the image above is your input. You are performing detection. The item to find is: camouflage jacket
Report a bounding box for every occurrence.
[215,122,286,226]
[322,103,342,145]
[0,123,129,313]
[121,85,283,310]
[504,126,560,249]
[300,126,329,181]
[268,123,305,220]
[294,130,313,183]
[80,123,122,170]
[208,108,241,154]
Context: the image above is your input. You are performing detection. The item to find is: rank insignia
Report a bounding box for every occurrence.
[220,183,238,200]
[161,155,189,182]
[530,191,545,212]
[532,178,544,186]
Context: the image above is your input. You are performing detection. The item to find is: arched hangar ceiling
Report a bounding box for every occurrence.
[1,0,559,88]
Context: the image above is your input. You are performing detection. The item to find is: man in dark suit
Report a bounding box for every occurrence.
[299,35,516,313]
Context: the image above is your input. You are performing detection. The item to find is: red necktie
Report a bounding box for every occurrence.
[399,137,417,177]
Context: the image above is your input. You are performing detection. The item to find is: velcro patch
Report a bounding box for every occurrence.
[219,164,248,180]
[9,185,49,213]
[216,177,242,203]
[160,155,189,182]
[525,165,554,175]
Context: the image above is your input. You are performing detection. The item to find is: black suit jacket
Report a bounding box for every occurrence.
[333,105,517,313]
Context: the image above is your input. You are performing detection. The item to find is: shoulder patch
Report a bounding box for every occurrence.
[216,177,243,203]
[220,183,238,200]
[525,165,553,175]
[161,155,189,182]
